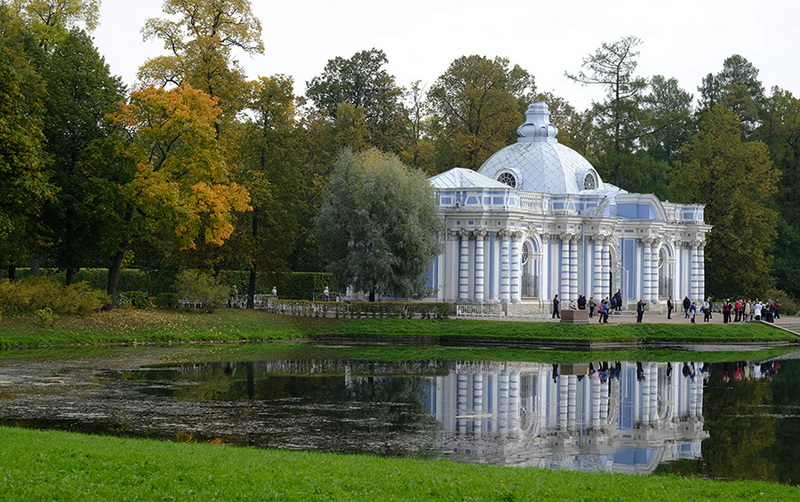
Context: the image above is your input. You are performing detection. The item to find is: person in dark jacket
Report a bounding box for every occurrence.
[636,299,645,322]
[683,296,691,318]
[552,294,560,319]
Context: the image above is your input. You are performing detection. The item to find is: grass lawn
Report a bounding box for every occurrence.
[1,427,796,501]
[0,309,795,348]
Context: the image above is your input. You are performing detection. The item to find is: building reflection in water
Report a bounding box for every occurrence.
[422,361,708,474]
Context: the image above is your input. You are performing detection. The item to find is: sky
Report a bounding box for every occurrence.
[93,0,800,112]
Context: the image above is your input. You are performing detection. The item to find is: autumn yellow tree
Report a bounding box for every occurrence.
[9,0,99,49]
[139,0,263,126]
[106,83,250,302]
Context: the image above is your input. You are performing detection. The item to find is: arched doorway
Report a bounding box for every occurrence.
[521,240,540,298]
[658,246,672,300]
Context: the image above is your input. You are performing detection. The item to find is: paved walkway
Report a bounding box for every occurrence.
[460,309,798,332]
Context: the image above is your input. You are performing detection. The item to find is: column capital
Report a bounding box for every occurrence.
[459,228,472,239]
[474,229,488,240]
[510,230,524,241]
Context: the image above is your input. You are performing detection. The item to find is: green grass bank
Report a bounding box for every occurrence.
[0,309,795,348]
[1,427,796,501]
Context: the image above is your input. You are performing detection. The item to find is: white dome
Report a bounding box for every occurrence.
[478,102,606,195]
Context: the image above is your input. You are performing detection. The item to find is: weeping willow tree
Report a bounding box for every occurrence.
[315,148,442,301]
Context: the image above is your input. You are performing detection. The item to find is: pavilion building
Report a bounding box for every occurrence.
[427,102,710,313]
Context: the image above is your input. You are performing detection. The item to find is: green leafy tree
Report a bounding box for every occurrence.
[227,75,304,307]
[0,6,55,277]
[9,0,99,49]
[642,75,695,163]
[306,48,408,154]
[139,0,264,126]
[566,36,648,187]
[315,148,442,301]
[699,55,766,136]
[39,28,126,284]
[427,55,535,171]
[671,104,778,297]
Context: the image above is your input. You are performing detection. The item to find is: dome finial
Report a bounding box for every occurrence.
[517,102,558,143]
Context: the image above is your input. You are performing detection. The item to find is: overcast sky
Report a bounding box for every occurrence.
[92,0,800,111]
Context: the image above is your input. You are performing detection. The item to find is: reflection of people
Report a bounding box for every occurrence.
[552,295,560,319]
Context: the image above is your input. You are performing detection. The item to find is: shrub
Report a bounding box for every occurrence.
[34,307,58,327]
[174,271,228,313]
[125,291,151,309]
[0,278,108,316]
[281,272,334,300]
[156,293,179,310]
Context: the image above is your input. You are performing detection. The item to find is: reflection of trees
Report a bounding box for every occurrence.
[346,377,434,427]
[769,361,800,484]
[700,365,776,482]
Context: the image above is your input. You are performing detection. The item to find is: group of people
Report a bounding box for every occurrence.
[681,296,781,324]
[552,290,625,324]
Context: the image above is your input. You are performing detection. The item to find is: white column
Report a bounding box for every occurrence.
[690,242,700,302]
[458,229,471,302]
[457,373,468,435]
[499,230,511,303]
[643,237,653,304]
[510,231,522,304]
[698,243,706,302]
[592,236,603,300]
[474,230,486,303]
[560,233,571,300]
[498,371,510,436]
[541,233,550,299]
[569,235,579,301]
[601,239,611,299]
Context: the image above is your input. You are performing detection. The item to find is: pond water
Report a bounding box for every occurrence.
[1,345,799,485]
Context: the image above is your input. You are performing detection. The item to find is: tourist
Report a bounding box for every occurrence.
[734,299,742,322]
[552,294,560,319]
[722,299,732,324]
[588,297,597,318]
[597,299,605,323]
[707,297,714,319]
[753,299,763,321]
[569,298,577,310]
[744,299,751,322]
[636,299,645,322]
[689,302,697,323]
[667,296,673,320]
[775,299,781,319]
[702,298,712,322]
[614,289,623,311]
[683,296,691,318]
[577,295,586,310]
[323,286,330,302]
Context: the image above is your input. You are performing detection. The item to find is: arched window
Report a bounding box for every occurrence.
[583,172,597,190]
[497,172,516,188]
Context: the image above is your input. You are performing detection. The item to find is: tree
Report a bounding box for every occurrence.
[699,55,766,135]
[566,36,648,186]
[315,149,442,301]
[39,28,126,284]
[0,6,55,276]
[139,0,263,125]
[641,75,695,163]
[9,0,99,49]
[671,104,778,298]
[106,83,251,302]
[228,75,304,307]
[427,55,535,171]
[306,48,408,153]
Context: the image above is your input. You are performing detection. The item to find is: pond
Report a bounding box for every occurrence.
[1,345,798,485]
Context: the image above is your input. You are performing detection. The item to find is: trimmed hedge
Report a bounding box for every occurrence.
[269,300,450,319]
[280,273,334,300]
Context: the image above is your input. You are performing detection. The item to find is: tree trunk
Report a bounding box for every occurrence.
[29,254,40,277]
[369,287,375,302]
[7,265,16,281]
[247,265,256,309]
[105,244,128,310]
[65,266,76,286]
